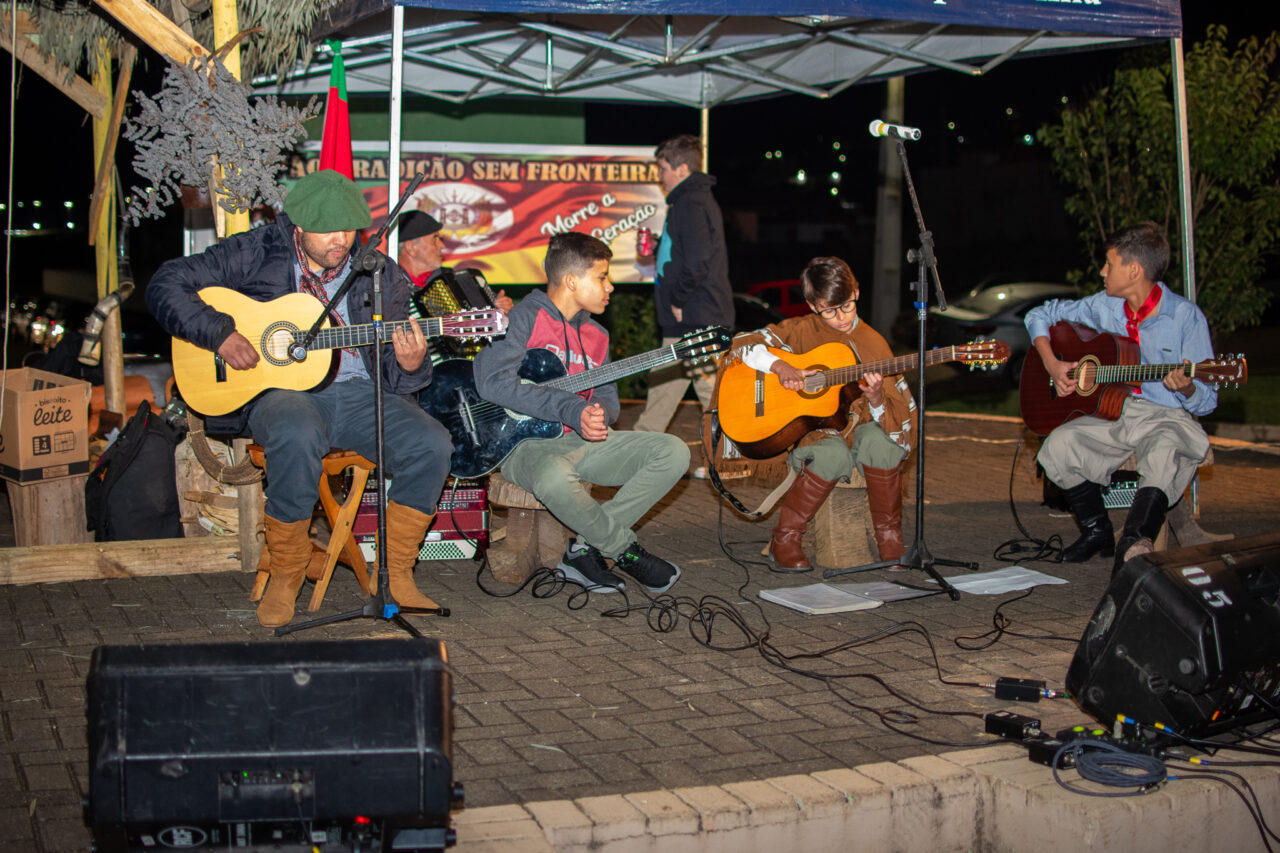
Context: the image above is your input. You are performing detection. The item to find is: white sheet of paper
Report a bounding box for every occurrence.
[930,566,1068,595]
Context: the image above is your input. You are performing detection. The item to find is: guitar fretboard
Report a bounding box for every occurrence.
[309,316,452,351]
[543,342,687,393]
[1072,363,1198,384]
[818,347,958,386]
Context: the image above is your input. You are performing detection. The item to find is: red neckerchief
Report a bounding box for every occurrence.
[1125,284,1163,343]
[293,229,357,355]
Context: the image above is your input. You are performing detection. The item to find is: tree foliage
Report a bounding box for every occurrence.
[1040,25,1280,336]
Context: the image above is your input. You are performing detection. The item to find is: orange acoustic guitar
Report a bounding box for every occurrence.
[1019,321,1248,436]
[171,287,507,416]
[718,339,1010,459]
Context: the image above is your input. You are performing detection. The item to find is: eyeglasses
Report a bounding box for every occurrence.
[812,299,856,319]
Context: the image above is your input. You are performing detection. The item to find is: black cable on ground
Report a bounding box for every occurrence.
[992,432,1069,563]
[953,587,1079,651]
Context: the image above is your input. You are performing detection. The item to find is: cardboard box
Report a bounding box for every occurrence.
[0,367,92,483]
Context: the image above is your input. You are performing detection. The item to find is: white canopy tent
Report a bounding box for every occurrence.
[253,0,1192,295]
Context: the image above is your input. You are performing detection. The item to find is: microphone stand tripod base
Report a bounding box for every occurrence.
[821,540,971,600]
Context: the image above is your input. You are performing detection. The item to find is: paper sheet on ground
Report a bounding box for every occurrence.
[929,566,1068,594]
[761,567,1067,614]
[759,579,934,614]
[759,583,884,614]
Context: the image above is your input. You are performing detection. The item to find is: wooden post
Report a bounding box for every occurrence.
[212,0,250,237]
[234,438,264,574]
[91,45,125,419]
[5,478,95,547]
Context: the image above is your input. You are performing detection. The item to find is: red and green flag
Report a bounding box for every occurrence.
[319,39,353,179]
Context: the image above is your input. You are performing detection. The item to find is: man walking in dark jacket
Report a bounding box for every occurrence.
[147,169,453,627]
[633,134,734,444]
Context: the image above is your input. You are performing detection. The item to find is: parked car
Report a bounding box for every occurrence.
[745,279,807,318]
[928,281,1082,385]
[731,292,784,333]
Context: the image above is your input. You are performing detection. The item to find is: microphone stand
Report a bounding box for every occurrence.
[823,136,971,599]
[277,174,447,638]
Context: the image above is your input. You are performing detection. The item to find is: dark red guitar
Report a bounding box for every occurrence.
[1019,322,1247,436]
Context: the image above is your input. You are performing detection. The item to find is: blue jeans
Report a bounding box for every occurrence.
[247,379,452,522]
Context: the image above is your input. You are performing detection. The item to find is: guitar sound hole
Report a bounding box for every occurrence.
[261,322,301,366]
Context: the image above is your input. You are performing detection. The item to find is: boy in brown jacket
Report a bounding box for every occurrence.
[729,256,915,570]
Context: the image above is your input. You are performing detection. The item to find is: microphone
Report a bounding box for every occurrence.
[868,120,922,141]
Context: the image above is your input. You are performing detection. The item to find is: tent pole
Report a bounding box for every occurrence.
[1170,37,1194,304]
[1171,35,1202,518]
[389,4,405,257]
[700,106,709,171]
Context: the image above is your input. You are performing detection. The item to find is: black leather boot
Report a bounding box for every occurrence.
[1059,481,1115,562]
[1113,487,1169,575]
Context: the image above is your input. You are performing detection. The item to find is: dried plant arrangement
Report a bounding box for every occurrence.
[122,56,318,222]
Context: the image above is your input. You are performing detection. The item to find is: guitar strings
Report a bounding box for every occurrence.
[447,343,711,427]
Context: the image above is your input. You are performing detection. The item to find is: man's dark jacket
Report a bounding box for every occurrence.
[656,171,735,338]
[146,213,431,436]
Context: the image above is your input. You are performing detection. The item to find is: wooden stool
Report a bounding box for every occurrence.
[486,472,584,584]
[247,447,377,611]
[813,471,876,569]
[754,470,877,569]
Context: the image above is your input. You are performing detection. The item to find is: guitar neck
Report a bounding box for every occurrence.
[1071,362,1196,384]
[309,317,447,351]
[542,343,683,393]
[820,348,953,385]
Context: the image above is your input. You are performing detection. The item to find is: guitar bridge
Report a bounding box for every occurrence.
[214,355,227,384]
[754,371,765,417]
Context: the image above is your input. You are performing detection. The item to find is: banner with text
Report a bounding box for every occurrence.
[289,142,664,285]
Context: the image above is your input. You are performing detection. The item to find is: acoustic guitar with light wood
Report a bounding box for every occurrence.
[718,339,1010,459]
[171,287,508,415]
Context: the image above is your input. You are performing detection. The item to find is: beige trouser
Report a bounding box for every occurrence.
[632,336,715,433]
[1037,397,1210,504]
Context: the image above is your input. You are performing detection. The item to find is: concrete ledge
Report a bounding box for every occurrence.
[453,745,1280,853]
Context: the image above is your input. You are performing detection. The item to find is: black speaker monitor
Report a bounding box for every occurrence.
[1066,532,1280,739]
[86,638,461,852]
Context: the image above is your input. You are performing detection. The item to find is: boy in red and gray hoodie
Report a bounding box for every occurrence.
[474,232,688,594]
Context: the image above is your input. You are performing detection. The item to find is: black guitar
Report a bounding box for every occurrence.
[419,327,731,479]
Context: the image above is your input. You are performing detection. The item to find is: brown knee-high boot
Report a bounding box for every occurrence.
[769,467,837,571]
[257,516,314,628]
[863,465,904,562]
[385,501,440,609]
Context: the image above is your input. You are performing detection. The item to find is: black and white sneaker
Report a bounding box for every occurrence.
[612,541,681,594]
[557,539,625,593]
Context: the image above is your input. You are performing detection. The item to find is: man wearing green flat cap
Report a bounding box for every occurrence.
[147,168,454,628]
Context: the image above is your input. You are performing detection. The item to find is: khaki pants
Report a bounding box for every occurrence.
[500,429,690,557]
[788,424,908,483]
[1037,397,1209,503]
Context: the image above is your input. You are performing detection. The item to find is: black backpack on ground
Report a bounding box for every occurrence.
[85,401,184,542]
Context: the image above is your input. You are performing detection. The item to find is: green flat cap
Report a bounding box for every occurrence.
[283,169,372,232]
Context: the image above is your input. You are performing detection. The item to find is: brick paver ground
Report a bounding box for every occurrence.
[2,402,1277,851]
